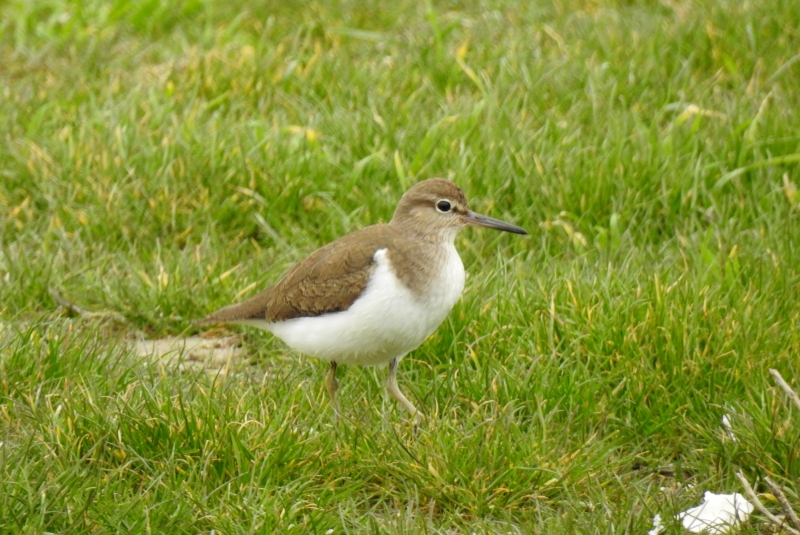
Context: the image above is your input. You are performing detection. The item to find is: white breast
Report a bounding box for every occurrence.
[238,246,465,366]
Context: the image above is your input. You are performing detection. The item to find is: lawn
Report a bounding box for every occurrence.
[1,0,799,532]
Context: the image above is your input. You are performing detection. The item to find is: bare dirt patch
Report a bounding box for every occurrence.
[131,335,245,373]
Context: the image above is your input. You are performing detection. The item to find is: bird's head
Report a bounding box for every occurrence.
[390,178,527,242]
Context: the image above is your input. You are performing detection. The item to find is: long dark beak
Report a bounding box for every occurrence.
[464,211,527,235]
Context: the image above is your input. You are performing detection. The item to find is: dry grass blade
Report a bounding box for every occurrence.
[735,471,800,535]
[770,369,800,413]
[49,287,126,321]
[765,477,800,533]
[733,370,800,535]
[49,287,92,316]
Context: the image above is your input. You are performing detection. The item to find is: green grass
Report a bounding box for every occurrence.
[2,0,800,532]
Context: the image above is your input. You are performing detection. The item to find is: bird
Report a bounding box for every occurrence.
[199,178,526,422]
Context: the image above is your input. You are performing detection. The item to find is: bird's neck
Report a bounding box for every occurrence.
[389,220,459,245]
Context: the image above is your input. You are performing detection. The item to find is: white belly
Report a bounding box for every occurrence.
[237,247,465,366]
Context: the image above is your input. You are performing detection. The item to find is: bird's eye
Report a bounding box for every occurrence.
[436,200,452,213]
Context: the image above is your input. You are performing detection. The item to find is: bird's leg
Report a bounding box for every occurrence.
[324,361,339,410]
[386,357,422,424]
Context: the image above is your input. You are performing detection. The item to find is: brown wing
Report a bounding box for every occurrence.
[198,224,402,324]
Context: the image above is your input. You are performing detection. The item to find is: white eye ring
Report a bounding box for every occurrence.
[436,199,452,213]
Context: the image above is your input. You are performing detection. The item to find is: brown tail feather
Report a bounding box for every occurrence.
[196,290,272,326]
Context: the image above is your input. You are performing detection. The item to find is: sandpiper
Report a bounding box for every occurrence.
[199,178,526,421]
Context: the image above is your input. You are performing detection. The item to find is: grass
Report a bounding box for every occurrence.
[1,0,800,532]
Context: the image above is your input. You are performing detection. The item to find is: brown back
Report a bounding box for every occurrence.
[199,224,430,324]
